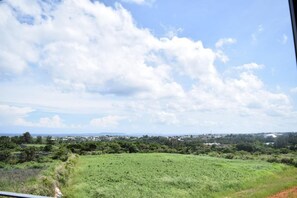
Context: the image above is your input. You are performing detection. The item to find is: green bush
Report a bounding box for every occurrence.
[0,150,11,162]
[280,158,294,165]
[52,147,70,162]
[224,153,234,159]
[267,157,279,163]
[19,147,37,162]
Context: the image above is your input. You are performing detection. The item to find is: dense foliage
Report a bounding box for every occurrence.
[1,132,297,167]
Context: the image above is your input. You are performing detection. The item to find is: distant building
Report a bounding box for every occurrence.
[203,143,221,146]
[264,134,277,138]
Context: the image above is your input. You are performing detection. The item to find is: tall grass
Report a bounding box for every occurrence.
[0,154,78,196]
[0,168,42,192]
[0,161,57,196]
[62,153,297,198]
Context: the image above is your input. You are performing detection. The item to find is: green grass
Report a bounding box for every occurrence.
[0,160,59,196]
[23,144,59,149]
[62,153,297,198]
[23,144,45,147]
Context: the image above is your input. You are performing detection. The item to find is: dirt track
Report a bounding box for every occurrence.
[269,186,297,198]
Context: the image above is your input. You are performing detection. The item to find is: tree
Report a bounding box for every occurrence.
[128,143,139,153]
[43,144,52,152]
[46,136,54,145]
[275,136,289,149]
[11,136,22,144]
[0,136,17,150]
[0,150,11,162]
[108,142,121,153]
[236,143,255,153]
[22,132,33,144]
[35,136,42,144]
[19,147,36,162]
[83,142,97,151]
[52,147,69,161]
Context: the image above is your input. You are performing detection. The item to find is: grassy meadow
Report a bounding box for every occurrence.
[0,167,42,193]
[62,153,297,198]
[0,161,59,196]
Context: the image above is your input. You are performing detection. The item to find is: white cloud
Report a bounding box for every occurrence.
[153,111,179,125]
[214,38,236,63]
[281,34,288,44]
[0,104,33,117]
[16,115,66,128]
[0,1,296,132]
[235,63,264,70]
[39,115,64,128]
[187,70,292,120]
[0,104,72,129]
[215,38,236,48]
[121,0,155,5]
[290,87,297,94]
[0,104,34,125]
[0,51,28,75]
[0,1,233,100]
[251,25,264,43]
[7,0,42,17]
[258,24,264,32]
[90,115,124,128]
[251,33,257,42]
[216,50,229,63]
[0,2,40,77]
[0,0,183,98]
[160,36,218,81]
[227,72,264,90]
[160,24,183,38]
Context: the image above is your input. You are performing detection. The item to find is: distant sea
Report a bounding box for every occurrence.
[0,132,129,137]
[0,132,197,137]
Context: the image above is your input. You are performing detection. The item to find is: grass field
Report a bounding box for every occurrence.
[0,161,58,196]
[0,168,43,193]
[62,153,297,198]
[23,144,45,147]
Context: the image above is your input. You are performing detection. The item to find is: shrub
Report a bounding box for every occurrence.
[236,143,255,153]
[280,158,294,165]
[52,147,70,162]
[43,145,52,152]
[0,162,6,168]
[280,148,290,154]
[19,147,37,162]
[0,150,11,162]
[55,154,78,186]
[267,157,279,163]
[224,153,234,159]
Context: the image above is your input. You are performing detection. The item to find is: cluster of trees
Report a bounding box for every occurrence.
[0,132,63,164]
[1,132,297,167]
[0,132,41,145]
[64,137,296,156]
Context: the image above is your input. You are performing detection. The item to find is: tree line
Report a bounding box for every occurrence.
[1,132,297,167]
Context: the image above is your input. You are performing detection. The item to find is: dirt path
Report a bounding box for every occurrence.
[269,186,297,198]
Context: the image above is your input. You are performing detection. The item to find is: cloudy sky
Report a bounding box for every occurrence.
[0,0,297,135]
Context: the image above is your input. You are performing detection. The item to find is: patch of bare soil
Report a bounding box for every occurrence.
[269,186,297,198]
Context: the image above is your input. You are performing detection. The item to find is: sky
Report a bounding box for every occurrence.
[0,0,297,135]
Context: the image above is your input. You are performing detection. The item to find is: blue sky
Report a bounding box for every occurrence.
[0,0,297,135]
